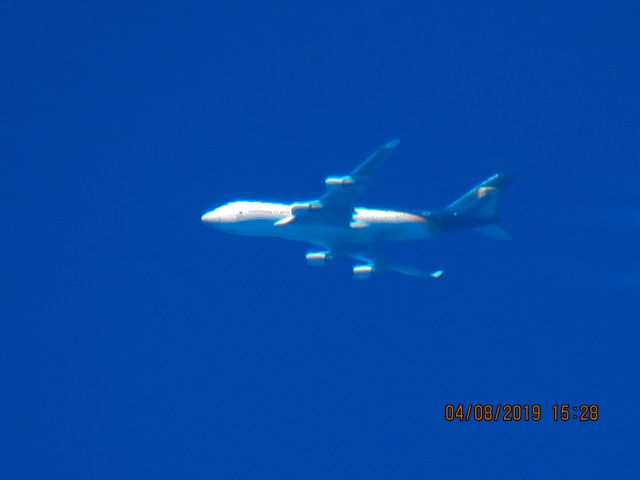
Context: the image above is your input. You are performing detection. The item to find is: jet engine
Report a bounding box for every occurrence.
[353,264,375,279]
[325,175,355,186]
[306,251,332,266]
[291,201,323,215]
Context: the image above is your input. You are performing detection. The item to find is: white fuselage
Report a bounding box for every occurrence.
[201,201,432,248]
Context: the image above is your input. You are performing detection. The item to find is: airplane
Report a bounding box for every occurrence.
[201,139,510,279]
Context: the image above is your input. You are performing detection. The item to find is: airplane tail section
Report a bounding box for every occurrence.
[445,173,510,220]
[426,173,511,238]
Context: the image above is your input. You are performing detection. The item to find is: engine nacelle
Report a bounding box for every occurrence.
[306,251,332,266]
[291,201,323,215]
[353,264,375,279]
[325,175,355,186]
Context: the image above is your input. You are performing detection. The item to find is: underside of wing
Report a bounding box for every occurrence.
[348,251,442,280]
[304,245,443,280]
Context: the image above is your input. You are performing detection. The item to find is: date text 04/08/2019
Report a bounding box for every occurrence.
[444,404,600,422]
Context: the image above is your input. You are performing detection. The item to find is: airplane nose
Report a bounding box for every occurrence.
[201,211,219,223]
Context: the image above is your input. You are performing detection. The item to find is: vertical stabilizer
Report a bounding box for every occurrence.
[426,173,511,238]
[445,173,510,221]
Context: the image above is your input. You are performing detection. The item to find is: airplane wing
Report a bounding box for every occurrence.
[320,138,399,211]
[348,251,443,280]
[277,139,400,227]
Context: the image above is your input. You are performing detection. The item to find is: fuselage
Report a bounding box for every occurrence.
[201,201,433,249]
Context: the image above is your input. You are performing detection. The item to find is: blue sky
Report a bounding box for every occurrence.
[2,1,640,478]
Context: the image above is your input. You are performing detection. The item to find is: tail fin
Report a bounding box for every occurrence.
[445,173,510,221]
[426,173,511,239]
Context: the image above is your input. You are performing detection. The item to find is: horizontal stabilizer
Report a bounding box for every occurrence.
[475,224,512,241]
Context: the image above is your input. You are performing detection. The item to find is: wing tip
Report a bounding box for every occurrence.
[384,138,400,149]
[430,270,444,279]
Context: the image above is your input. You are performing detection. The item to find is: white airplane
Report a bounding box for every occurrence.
[201,139,510,279]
